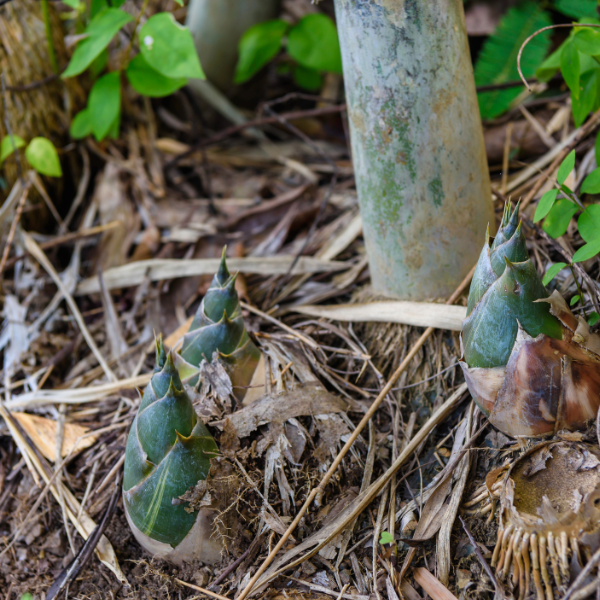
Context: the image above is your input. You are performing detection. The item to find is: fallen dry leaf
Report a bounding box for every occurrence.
[11,412,97,462]
[212,383,349,438]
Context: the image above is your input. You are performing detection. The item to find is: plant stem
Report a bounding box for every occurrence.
[121,0,151,70]
[569,264,587,317]
[41,0,59,74]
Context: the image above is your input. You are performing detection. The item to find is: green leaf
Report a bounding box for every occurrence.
[126,54,187,97]
[62,0,80,8]
[557,150,576,185]
[140,13,204,80]
[582,168,600,194]
[89,48,108,78]
[234,19,288,84]
[542,262,567,286]
[25,137,62,177]
[573,238,600,261]
[62,8,133,78]
[561,39,581,99]
[588,311,600,326]
[172,0,184,5]
[536,45,563,82]
[570,294,581,305]
[88,71,121,141]
[574,29,600,56]
[534,189,558,222]
[542,198,578,238]
[70,109,93,139]
[572,69,598,127]
[19,594,33,600]
[379,531,394,546]
[0,135,26,164]
[287,14,343,74]
[293,65,322,90]
[107,109,121,140]
[553,0,599,19]
[578,204,600,241]
[475,2,552,119]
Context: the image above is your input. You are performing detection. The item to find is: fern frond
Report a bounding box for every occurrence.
[553,0,598,19]
[475,1,552,120]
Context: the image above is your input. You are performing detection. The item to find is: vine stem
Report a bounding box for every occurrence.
[517,23,600,90]
[41,0,59,74]
[121,0,151,70]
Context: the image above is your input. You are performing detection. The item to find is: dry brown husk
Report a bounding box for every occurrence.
[461,291,600,438]
[489,440,600,600]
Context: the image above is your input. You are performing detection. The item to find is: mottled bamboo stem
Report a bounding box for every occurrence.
[186,0,281,92]
[334,0,494,299]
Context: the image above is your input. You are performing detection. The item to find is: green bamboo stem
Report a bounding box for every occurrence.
[334,0,495,300]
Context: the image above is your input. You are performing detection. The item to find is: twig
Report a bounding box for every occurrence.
[121,0,150,68]
[240,301,319,349]
[46,473,121,600]
[21,231,117,382]
[562,545,600,600]
[208,548,251,589]
[164,104,346,168]
[237,266,476,600]
[1,73,24,182]
[520,108,600,209]
[517,24,600,90]
[459,516,508,600]
[2,221,119,271]
[0,181,31,282]
[5,73,59,92]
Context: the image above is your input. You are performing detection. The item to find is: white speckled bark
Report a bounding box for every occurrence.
[334,0,494,300]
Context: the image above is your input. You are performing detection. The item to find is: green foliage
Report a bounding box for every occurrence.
[0,135,26,163]
[235,19,289,84]
[553,0,599,19]
[62,8,133,78]
[293,65,322,90]
[532,151,600,291]
[234,13,342,91]
[557,150,576,184]
[536,20,600,127]
[59,2,204,142]
[589,312,600,326]
[534,189,558,222]
[543,199,578,238]
[571,294,581,305]
[561,39,580,100]
[126,54,187,97]
[542,262,567,285]
[287,14,343,74]
[578,204,600,241]
[70,109,93,139]
[1,135,62,177]
[139,13,204,79]
[379,531,394,546]
[25,137,62,177]
[88,72,121,141]
[573,238,600,262]
[474,1,551,119]
[581,168,600,194]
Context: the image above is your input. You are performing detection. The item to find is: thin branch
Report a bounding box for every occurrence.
[517,24,600,90]
[236,266,476,600]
